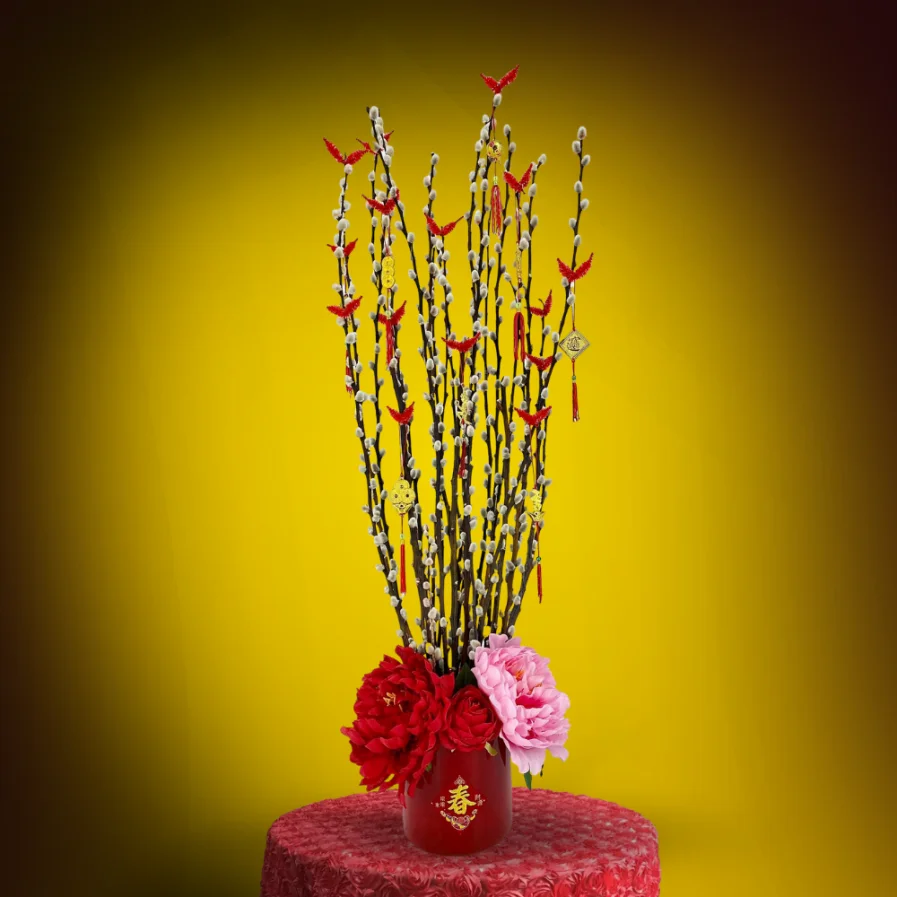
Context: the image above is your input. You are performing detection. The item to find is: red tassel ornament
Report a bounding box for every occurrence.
[490,180,503,235]
[378,301,406,365]
[513,310,526,360]
[400,529,407,596]
[536,549,543,602]
[571,359,580,422]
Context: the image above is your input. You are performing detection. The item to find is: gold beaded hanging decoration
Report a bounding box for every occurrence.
[530,490,545,602]
[387,403,415,598]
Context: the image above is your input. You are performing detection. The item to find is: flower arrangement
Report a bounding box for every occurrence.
[325,66,592,798]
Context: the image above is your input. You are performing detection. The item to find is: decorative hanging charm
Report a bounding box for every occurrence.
[378,301,406,364]
[530,490,545,602]
[388,477,414,515]
[387,397,415,601]
[455,394,472,480]
[388,402,415,596]
[388,478,413,596]
[480,64,520,239]
[559,329,590,422]
[486,140,503,236]
[381,255,396,291]
[512,297,526,360]
[557,253,595,422]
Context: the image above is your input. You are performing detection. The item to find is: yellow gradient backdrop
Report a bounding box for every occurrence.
[5,4,896,897]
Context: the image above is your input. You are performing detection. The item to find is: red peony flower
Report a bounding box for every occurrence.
[440,685,502,752]
[341,646,453,799]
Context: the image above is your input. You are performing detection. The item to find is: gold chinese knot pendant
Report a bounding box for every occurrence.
[559,329,590,359]
[389,478,413,515]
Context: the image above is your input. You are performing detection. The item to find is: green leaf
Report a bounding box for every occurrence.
[484,741,498,756]
[454,663,477,692]
[523,771,533,790]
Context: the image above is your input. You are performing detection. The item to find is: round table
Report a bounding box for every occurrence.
[260,788,660,896]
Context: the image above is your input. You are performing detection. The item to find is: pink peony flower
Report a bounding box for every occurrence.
[472,634,570,775]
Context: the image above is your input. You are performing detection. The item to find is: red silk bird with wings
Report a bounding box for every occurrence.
[327,296,363,392]
[530,290,553,318]
[443,334,480,384]
[387,403,415,426]
[557,253,594,283]
[480,65,520,94]
[326,297,362,320]
[363,189,401,216]
[425,215,464,238]
[443,335,480,354]
[326,239,358,258]
[323,138,370,166]
[503,163,534,195]
[356,132,394,155]
[524,352,553,373]
[514,406,552,429]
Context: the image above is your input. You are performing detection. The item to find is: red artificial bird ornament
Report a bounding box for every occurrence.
[327,296,363,393]
[503,163,534,195]
[480,64,520,95]
[356,131,394,155]
[387,403,415,426]
[557,252,594,283]
[326,297,362,319]
[425,215,464,238]
[326,239,358,258]
[323,138,370,166]
[515,406,552,428]
[443,334,480,385]
[363,189,401,216]
[530,290,553,318]
[443,334,480,355]
[524,352,553,373]
[378,301,406,364]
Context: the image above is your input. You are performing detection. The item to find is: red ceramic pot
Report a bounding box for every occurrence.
[403,739,512,854]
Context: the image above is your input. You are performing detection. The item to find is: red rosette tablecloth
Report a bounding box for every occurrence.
[260,788,660,897]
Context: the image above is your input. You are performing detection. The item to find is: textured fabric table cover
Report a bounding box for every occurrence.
[260,788,660,897]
